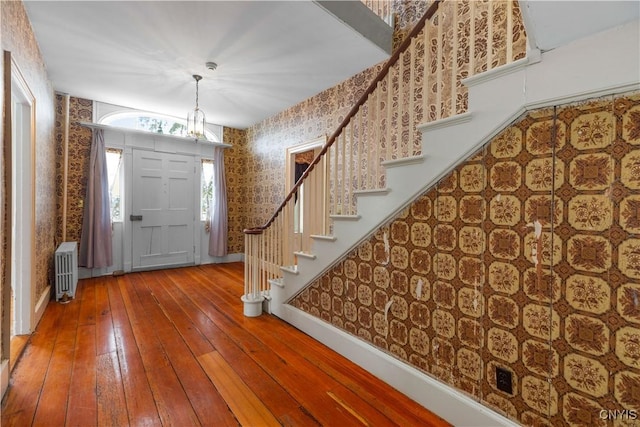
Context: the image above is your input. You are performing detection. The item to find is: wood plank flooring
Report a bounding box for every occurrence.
[1,263,450,426]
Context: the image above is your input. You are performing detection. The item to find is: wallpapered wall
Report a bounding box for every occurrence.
[223,126,248,254]
[1,1,56,337]
[55,96,93,246]
[290,92,640,426]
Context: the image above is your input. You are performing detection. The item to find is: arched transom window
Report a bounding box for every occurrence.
[99,111,219,142]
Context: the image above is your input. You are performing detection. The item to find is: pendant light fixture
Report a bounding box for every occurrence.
[187,74,206,140]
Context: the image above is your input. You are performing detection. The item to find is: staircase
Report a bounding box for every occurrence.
[268,54,535,315]
[243,2,639,425]
[243,0,529,313]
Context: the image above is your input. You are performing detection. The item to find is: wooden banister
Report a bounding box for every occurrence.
[244,0,441,235]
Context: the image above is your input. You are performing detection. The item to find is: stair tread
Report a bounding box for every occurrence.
[294,251,317,260]
[280,265,299,275]
[329,214,361,220]
[311,234,337,241]
[353,188,390,195]
[381,155,425,167]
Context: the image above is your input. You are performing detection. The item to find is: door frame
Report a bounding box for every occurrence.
[285,135,327,204]
[121,139,205,273]
[285,136,328,255]
[9,56,36,336]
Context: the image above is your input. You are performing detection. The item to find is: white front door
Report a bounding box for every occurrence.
[131,149,195,270]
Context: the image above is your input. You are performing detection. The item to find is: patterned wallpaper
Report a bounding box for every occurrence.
[290,92,640,426]
[1,1,56,310]
[54,96,93,246]
[223,127,248,254]
[1,2,5,357]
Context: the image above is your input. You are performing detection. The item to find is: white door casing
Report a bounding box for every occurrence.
[10,59,36,335]
[285,136,328,256]
[131,149,195,270]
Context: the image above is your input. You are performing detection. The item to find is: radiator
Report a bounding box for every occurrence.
[55,242,78,302]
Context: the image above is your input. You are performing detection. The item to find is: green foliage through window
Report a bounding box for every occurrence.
[201,159,214,220]
[106,149,123,221]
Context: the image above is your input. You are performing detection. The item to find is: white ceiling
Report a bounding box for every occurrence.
[23,0,392,129]
[520,0,639,52]
[23,1,639,130]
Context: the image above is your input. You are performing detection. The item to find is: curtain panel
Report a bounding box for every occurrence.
[208,146,228,257]
[78,129,113,268]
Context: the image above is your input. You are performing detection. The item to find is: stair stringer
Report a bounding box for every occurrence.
[266,20,640,426]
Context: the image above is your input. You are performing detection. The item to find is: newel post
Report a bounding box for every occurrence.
[242,228,265,317]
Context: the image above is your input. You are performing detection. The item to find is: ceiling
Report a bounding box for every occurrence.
[23,1,639,130]
[520,0,639,52]
[23,0,392,129]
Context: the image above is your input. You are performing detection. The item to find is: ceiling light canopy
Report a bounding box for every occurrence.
[187,74,206,140]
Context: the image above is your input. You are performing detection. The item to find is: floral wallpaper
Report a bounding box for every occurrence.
[223,127,248,254]
[54,96,93,247]
[290,92,640,426]
[0,3,5,359]
[1,0,56,333]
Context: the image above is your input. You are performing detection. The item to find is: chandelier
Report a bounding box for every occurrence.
[187,74,206,140]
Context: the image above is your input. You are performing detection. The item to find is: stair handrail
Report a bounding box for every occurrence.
[244,0,442,235]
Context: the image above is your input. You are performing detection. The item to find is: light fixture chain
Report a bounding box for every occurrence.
[195,77,199,109]
[187,74,206,140]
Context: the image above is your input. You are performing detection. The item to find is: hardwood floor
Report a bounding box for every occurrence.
[1,263,450,426]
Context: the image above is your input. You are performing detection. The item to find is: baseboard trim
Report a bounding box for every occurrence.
[1,359,9,399]
[279,305,519,427]
[200,252,244,265]
[80,253,244,279]
[34,285,51,329]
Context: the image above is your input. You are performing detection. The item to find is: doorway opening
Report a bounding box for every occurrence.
[9,58,36,365]
[285,136,328,256]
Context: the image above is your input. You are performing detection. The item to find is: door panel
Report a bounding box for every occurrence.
[132,150,195,269]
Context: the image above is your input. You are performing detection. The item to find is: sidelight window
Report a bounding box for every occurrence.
[106,148,123,222]
[201,159,214,221]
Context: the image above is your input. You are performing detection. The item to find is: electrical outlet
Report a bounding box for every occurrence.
[496,366,513,394]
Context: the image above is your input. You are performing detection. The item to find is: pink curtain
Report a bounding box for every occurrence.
[79,129,113,268]
[208,146,228,257]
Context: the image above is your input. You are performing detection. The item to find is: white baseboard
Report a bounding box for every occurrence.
[79,253,244,279]
[1,359,9,399]
[279,305,519,427]
[200,252,244,264]
[34,285,51,329]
